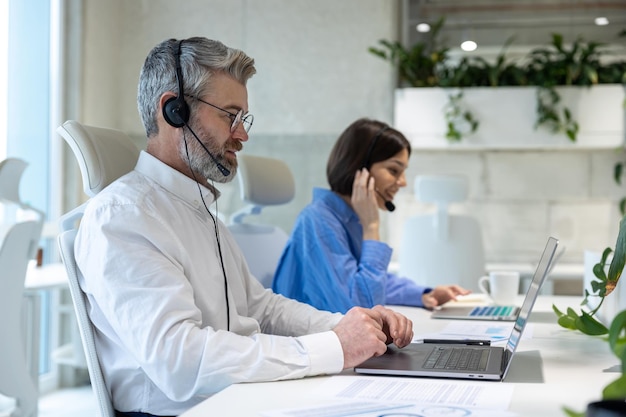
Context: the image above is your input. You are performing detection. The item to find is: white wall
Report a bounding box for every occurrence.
[73,0,625,270]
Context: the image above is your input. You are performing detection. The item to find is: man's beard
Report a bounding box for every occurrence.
[179,125,238,184]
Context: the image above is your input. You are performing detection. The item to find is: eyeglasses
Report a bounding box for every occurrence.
[187,95,254,133]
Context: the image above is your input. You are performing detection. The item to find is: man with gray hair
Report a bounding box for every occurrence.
[75,37,414,417]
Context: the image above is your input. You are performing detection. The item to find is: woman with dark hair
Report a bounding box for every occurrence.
[273,118,469,314]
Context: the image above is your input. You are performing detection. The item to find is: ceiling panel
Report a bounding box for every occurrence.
[405,0,626,48]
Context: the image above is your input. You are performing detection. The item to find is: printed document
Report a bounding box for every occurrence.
[261,375,517,417]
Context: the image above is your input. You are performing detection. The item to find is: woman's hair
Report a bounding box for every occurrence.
[137,37,256,137]
[326,118,411,195]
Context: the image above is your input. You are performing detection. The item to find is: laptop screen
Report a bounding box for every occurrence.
[503,237,558,374]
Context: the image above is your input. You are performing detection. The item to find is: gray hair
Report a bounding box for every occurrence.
[137,37,256,137]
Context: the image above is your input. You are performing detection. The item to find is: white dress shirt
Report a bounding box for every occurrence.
[75,151,344,415]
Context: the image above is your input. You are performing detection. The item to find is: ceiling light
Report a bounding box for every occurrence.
[595,17,609,26]
[416,23,431,33]
[461,40,477,52]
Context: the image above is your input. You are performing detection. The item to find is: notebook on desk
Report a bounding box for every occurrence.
[430,238,562,321]
[354,236,558,381]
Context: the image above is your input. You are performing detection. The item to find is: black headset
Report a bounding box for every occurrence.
[161,40,232,329]
[163,40,190,128]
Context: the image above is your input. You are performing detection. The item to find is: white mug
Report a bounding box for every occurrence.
[478,271,520,305]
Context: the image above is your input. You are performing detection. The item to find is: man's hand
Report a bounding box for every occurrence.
[371,305,413,347]
[422,285,471,309]
[333,306,413,369]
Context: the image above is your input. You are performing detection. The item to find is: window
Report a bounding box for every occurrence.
[6,0,64,394]
[0,0,7,159]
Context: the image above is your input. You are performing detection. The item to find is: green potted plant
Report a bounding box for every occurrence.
[553,216,626,416]
[369,20,626,147]
[368,17,449,88]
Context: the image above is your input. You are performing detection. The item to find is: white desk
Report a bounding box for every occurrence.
[24,261,68,290]
[180,296,616,417]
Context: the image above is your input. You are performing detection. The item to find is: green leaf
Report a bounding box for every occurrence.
[564,107,572,119]
[602,374,626,400]
[608,310,626,357]
[552,304,565,317]
[558,314,578,330]
[562,406,585,417]
[613,338,626,366]
[591,280,607,297]
[601,247,614,264]
[581,295,590,307]
[607,217,626,295]
[593,263,607,282]
[575,311,608,335]
[567,307,579,318]
[554,304,581,330]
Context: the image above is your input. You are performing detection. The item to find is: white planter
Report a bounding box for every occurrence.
[394,85,625,149]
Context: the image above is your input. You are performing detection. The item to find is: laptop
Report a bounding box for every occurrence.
[430,239,563,321]
[354,236,558,381]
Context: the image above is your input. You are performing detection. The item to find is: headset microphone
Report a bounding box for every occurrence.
[375,189,396,212]
[185,124,231,177]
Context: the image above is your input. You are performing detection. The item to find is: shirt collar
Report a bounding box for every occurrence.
[312,187,358,223]
[135,151,219,210]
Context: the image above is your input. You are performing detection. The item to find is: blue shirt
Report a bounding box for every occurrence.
[273,188,430,313]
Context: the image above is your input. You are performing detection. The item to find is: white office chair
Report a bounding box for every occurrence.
[56,120,140,417]
[398,175,486,292]
[0,219,43,417]
[0,158,45,417]
[228,154,295,288]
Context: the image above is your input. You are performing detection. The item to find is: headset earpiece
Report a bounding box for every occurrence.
[163,40,190,128]
[163,95,189,127]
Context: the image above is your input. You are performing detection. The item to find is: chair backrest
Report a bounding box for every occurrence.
[58,211,114,417]
[56,120,139,417]
[228,154,295,288]
[57,120,140,198]
[0,158,28,204]
[398,175,486,292]
[0,220,44,417]
[0,158,45,259]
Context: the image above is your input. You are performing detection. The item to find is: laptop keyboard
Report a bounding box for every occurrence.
[469,305,515,317]
[424,346,490,371]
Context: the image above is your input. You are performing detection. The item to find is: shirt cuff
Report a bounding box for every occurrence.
[298,331,344,376]
[418,287,433,307]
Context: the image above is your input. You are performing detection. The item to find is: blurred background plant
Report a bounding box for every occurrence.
[368,20,626,143]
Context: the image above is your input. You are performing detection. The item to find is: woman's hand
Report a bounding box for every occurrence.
[422,285,471,309]
[351,168,380,241]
